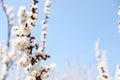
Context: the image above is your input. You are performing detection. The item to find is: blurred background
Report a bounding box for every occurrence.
[0,0,120,79]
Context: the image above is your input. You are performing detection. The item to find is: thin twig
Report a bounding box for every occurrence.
[1,0,11,48]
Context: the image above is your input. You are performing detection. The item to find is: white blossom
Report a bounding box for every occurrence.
[31,13,38,20]
[44,7,50,15]
[115,65,120,80]
[48,63,56,70]
[118,9,120,16]
[5,5,15,26]
[25,76,35,80]
[29,4,37,10]
[11,37,30,51]
[31,70,38,76]
[18,6,27,26]
[17,56,30,67]
[12,26,22,36]
[20,24,33,35]
[45,0,52,7]
[42,23,48,29]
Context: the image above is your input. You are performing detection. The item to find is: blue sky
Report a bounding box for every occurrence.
[0,0,120,79]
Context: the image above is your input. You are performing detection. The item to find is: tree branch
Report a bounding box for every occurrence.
[1,0,11,48]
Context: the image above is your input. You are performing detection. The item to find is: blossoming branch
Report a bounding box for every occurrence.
[0,0,56,80]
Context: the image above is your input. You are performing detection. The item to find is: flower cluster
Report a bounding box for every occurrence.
[115,65,120,80]
[0,41,21,80]
[5,5,15,26]
[0,41,9,80]
[40,0,52,52]
[11,0,56,80]
[95,39,120,80]
[95,39,112,80]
